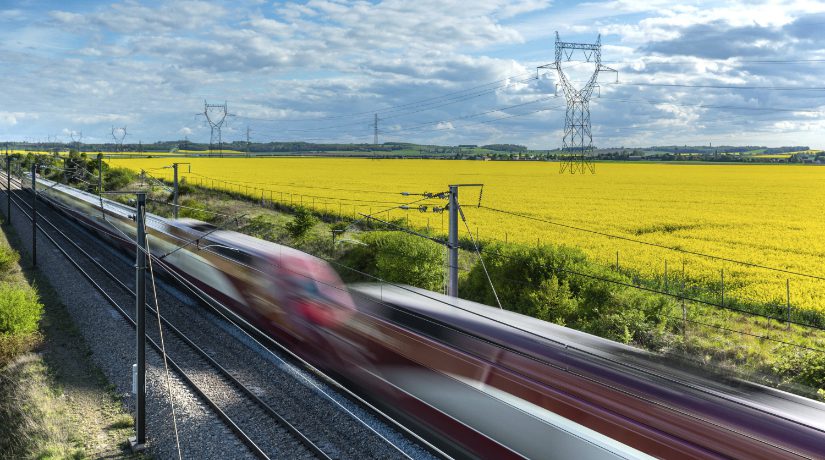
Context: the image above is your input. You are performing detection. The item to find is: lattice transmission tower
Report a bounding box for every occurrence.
[538,32,617,174]
[111,126,128,152]
[203,100,228,156]
[373,113,379,145]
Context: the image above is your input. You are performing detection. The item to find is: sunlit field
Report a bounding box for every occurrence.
[108,157,825,316]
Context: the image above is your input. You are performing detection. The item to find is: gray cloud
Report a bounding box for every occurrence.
[642,21,784,59]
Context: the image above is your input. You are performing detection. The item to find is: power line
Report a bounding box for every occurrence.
[477,204,825,282]
[184,171,439,206]
[610,82,825,92]
[473,245,825,331]
[595,96,824,114]
[234,71,536,123]
[238,75,540,135]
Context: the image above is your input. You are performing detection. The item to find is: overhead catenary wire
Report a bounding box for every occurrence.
[183,171,440,206]
[145,235,184,460]
[457,201,501,309]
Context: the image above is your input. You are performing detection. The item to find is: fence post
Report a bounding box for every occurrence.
[664,259,668,292]
[615,250,619,272]
[721,269,725,307]
[786,279,791,330]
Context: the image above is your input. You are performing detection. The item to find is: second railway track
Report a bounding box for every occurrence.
[1,174,439,460]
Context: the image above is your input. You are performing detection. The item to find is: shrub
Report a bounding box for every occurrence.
[176,178,195,196]
[103,167,135,191]
[461,242,678,349]
[461,243,585,321]
[0,245,20,274]
[285,207,317,240]
[772,345,825,392]
[178,198,213,222]
[338,231,444,290]
[241,215,281,241]
[0,285,42,335]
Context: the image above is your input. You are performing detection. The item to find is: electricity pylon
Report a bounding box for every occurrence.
[203,100,228,156]
[111,126,128,152]
[538,32,617,174]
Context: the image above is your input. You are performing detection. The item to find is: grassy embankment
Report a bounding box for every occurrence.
[0,215,143,459]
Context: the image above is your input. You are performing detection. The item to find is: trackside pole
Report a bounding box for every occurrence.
[5,154,10,220]
[173,163,179,219]
[448,185,459,297]
[130,192,147,451]
[31,164,37,268]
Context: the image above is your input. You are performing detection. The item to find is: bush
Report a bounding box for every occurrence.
[103,167,135,191]
[0,245,20,274]
[178,198,213,222]
[0,285,42,335]
[285,207,317,240]
[460,242,678,348]
[772,345,825,392]
[338,231,444,290]
[240,215,281,241]
[461,243,585,321]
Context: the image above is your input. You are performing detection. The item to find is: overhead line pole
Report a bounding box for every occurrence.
[31,163,37,267]
[446,183,484,298]
[448,185,459,297]
[168,162,190,219]
[6,146,10,221]
[173,163,179,219]
[131,192,147,451]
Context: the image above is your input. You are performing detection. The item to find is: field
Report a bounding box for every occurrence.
[108,157,825,317]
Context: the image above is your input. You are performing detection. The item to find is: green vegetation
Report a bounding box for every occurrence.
[0,221,143,459]
[340,232,444,291]
[0,283,42,336]
[285,207,318,240]
[0,355,85,459]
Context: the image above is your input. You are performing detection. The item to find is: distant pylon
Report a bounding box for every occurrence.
[373,113,379,146]
[203,100,228,156]
[111,126,128,152]
[538,32,617,174]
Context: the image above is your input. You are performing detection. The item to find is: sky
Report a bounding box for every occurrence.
[0,0,824,149]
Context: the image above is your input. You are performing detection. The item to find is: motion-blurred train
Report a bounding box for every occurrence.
[30,174,825,459]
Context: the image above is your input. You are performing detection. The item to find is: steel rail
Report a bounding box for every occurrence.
[0,185,272,460]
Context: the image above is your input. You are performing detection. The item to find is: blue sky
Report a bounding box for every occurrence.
[1,0,824,148]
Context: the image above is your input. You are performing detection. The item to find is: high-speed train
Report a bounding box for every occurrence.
[29,175,825,459]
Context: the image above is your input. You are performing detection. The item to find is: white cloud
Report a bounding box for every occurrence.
[0,0,822,149]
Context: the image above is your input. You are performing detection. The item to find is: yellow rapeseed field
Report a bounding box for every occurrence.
[108,157,825,314]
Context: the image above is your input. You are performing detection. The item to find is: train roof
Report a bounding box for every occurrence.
[35,174,324,268]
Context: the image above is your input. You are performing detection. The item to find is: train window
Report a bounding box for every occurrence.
[187,222,217,232]
[211,245,254,267]
[379,302,450,343]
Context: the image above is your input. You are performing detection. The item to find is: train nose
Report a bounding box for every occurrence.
[294,297,350,329]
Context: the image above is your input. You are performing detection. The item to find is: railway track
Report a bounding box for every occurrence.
[0,174,439,460]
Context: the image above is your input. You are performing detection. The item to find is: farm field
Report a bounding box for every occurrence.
[108,157,825,317]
